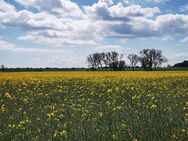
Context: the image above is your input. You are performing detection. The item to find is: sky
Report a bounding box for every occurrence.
[0,0,188,68]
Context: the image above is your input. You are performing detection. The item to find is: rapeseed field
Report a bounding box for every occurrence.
[0,71,187,141]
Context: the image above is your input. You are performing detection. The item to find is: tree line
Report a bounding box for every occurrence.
[86,49,168,71]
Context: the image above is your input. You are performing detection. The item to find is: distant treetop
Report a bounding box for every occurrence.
[174,60,188,67]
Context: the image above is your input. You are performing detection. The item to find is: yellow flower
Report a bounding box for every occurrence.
[112,134,117,140]
[132,95,140,100]
[98,112,103,117]
[181,129,186,132]
[115,87,119,91]
[47,113,55,119]
[121,123,127,128]
[59,130,67,137]
[151,104,157,109]
[0,104,6,113]
[107,89,113,93]
[5,92,12,99]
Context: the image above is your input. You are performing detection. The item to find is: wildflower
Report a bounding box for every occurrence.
[151,104,157,109]
[64,123,68,128]
[107,89,113,93]
[98,112,103,117]
[121,123,127,128]
[151,96,155,100]
[132,95,140,100]
[106,101,111,105]
[5,92,12,99]
[8,124,15,128]
[0,104,6,113]
[60,130,67,136]
[47,113,55,119]
[181,129,186,132]
[112,134,117,140]
[115,87,119,91]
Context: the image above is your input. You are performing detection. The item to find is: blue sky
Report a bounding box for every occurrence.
[0,0,188,68]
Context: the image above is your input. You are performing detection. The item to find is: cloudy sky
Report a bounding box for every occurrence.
[0,0,188,68]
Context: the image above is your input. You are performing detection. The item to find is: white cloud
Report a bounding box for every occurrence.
[84,1,188,39]
[0,0,188,47]
[178,36,188,44]
[0,39,87,67]
[29,55,86,68]
[167,53,188,65]
[15,0,84,18]
[94,14,188,39]
[0,0,17,27]
[0,0,16,13]
[146,0,162,3]
[84,2,160,20]
[145,0,170,4]
[14,0,35,6]
[1,0,100,46]
[162,36,174,41]
[155,14,188,33]
[0,39,61,53]
[0,39,16,51]
[18,29,98,46]
[99,0,113,6]
[123,0,170,4]
[94,45,124,53]
[180,4,188,12]
[109,3,160,18]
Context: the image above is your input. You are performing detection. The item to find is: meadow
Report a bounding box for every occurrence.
[0,71,187,141]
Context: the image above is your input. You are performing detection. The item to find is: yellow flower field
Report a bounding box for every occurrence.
[0,71,187,141]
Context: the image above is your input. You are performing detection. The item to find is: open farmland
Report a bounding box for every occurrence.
[0,71,188,141]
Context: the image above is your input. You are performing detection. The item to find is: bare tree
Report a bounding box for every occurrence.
[87,51,126,71]
[87,55,97,70]
[107,51,124,71]
[87,53,108,70]
[105,52,113,70]
[139,49,168,71]
[93,53,101,69]
[128,54,139,70]
[152,50,168,70]
[118,60,126,71]
[0,65,5,72]
[100,52,106,70]
[102,53,109,70]
[87,49,167,71]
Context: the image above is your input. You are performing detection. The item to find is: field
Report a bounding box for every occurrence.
[0,71,187,141]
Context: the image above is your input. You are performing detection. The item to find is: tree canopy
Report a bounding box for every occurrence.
[87,49,168,71]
